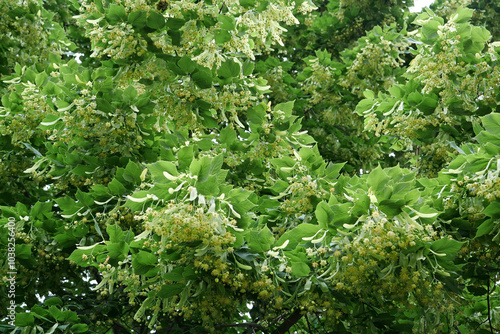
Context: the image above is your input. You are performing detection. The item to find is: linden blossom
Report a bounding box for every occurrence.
[3,0,500,332]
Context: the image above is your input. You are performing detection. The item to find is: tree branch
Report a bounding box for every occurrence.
[271,309,303,334]
[214,322,267,332]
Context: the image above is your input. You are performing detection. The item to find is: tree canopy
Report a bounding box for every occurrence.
[0,0,499,333]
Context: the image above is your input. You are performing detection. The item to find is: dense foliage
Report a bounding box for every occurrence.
[0,0,499,333]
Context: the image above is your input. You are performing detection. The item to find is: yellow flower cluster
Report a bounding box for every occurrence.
[340,36,408,97]
[331,211,456,311]
[0,81,55,145]
[0,0,61,69]
[146,203,237,249]
[279,175,327,219]
[96,199,293,331]
[408,19,500,111]
[465,174,500,202]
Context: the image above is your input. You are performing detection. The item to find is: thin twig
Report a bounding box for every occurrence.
[487,278,494,333]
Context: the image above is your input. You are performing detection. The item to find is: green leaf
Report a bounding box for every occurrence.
[124,160,143,184]
[242,60,255,76]
[128,10,147,28]
[72,165,97,177]
[165,18,185,30]
[163,267,185,281]
[350,193,370,217]
[421,19,440,40]
[192,70,213,89]
[147,11,166,29]
[214,29,231,44]
[483,142,500,155]
[107,224,124,243]
[108,179,128,198]
[147,161,178,182]
[217,14,235,30]
[124,85,138,102]
[107,242,129,259]
[475,219,495,238]
[418,96,438,114]
[196,174,220,196]
[268,180,288,195]
[325,162,345,179]
[157,283,185,298]
[476,130,500,146]
[366,166,390,198]
[275,224,322,250]
[68,246,106,267]
[39,114,62,128]
[389,85,404,99]
[450,7,473,23]
[291,261,310,277]
[219,127,237,144]
[92,184,111,198]
[35,71,48,87]
[63,310,79,322]
[54,233,78,248]
[246,226,274,253]
[363,90,375,99]
[430,238,464,257]
[379,199,404,216]
[45,297,63,306]
[73,224,89,238]
[331,203,354,226]
[55,196,78,213]
[15,313,35,326]
[190,156,211,182]
[470,26,490,43]
[210,155,224,177]
[70,324,89,333]
[468,285,488,296]
[76,189,94,207]
[177,146,194,170]
[106,4,127,23]
[30,201,53,219]
[483,202,500,218]
[315,201,334,229]
[183,266,199,280]
[481,113,500,135]
[132,251,157,274]
[356,98,375,114]
[136,250,157,266]
[274,101,294,117]
[218,59,240,79]
[49,305,63,321]
[178,56,196,74]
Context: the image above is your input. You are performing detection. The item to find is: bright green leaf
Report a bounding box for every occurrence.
[246,226,274,253]
[15,313,35,326]
[147,11,166,29]
[291,262,310,277]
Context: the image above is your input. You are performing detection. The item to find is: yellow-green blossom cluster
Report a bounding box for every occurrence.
[146,203,237,250]
[340,35,408,96]
[0,0,61,70]
[77,0,303,69]
[408,17,500,111]
[331,210,455,310]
